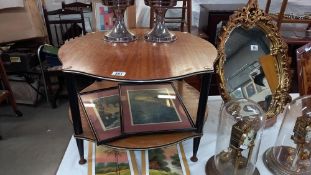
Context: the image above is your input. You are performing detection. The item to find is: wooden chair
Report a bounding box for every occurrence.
[43,7,86,47]
[297,42,311,95]
[265,0,311,45]
[0,59,22,117]
[40,7,87,107]
[150,0,192,32]
[61,1,92,12]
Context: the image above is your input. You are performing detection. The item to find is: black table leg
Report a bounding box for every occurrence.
[66,73,86,165]
[76,138,87,164]
[190,73,212,162]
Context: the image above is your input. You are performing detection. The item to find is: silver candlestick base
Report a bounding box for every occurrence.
[144,0,177,43]
[102,0,136,43]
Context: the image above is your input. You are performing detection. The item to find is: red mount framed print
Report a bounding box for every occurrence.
[119,83,195,135]
[79,88,122,144]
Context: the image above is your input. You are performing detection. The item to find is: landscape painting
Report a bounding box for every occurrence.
[95,146,132,175]
[148,145,183,175]
[92,95,120,131]
[127,88,181,125]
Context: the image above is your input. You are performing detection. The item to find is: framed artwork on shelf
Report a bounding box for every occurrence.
[119,83,195,135]
[79,88,122,144]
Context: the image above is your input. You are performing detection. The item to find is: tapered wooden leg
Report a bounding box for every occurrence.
[76,138,86,164]
[66,73,86,164]
[191,73,212,162]
[190,137,201,162]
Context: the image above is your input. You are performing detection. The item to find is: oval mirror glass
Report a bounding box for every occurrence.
[224,26,272,111]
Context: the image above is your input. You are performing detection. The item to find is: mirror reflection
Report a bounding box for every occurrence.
[224,26,272,111]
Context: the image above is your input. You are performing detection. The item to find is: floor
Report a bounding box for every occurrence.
[0,100,72,175]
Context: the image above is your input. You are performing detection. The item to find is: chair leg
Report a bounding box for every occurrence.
[0,60,22,117]
[52,76,64,108]
[6,92,22,117]
[45,74,57,108]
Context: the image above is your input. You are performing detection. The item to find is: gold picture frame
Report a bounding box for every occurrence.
[214,0,291,126]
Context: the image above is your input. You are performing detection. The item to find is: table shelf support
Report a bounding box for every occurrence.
[66,73,86,164]
[191,73,212,162]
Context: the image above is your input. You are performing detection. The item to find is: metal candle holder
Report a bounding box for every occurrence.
[102,0,136,42]
[144,0,177,43]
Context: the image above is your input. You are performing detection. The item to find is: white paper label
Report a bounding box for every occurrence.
[250,45,258,51]
[10,57,21,63]
[111,71,126,76]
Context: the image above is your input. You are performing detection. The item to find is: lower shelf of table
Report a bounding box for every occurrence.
[70,80,206,149]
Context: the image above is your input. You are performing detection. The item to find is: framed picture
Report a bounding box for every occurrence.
[231,87,244,99]
[94,2,114,31]
[79,88,122,144]
[244,82,257,98]
[119,83,195,135]
[145,143,191,175]
[94,145,138,175]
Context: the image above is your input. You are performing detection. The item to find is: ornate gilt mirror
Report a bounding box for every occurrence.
[215,0,291,126]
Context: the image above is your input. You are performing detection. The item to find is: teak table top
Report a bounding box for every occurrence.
[58,29,217,82]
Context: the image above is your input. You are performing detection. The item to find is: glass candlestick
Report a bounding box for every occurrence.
[144,0,177,43]
[102,0,136,42]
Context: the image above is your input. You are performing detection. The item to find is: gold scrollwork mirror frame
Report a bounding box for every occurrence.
[214,0,291,126]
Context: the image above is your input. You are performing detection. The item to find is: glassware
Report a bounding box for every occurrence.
[144,0,177,43]
[263,95,311,175]
[102,0,136,42]
[206,99,265,175]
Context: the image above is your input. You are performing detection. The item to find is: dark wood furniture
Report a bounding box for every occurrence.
[43,7,86,47]
[58,29,217,164]
[198,3,245,45]
[150,0,192,32]
[265,0,310,45]
[40,7,87,107]
[265,0,311,31]
[297,42,311,95]
[61,1,92,12]
[0,59,22,118]
[265,0,310,92]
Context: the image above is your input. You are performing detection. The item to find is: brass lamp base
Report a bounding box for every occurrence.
[263,147,311,175]
[205,156,260,175]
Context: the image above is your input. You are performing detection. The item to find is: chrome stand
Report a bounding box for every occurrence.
[144,0,177,43]
[103,0,136,42]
